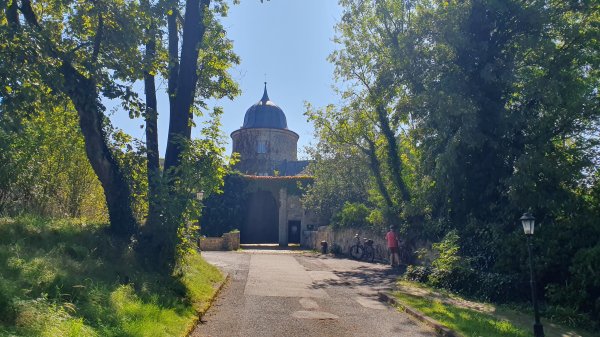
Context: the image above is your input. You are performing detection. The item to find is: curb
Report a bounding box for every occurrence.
[378,291,463,337]
[185,272,230,337]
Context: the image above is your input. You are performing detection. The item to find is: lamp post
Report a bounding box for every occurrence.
[520,212,544,337]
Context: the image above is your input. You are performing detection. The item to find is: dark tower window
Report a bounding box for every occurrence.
[257,141,267,154]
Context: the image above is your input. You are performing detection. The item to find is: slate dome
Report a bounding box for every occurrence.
[242,83,288,129]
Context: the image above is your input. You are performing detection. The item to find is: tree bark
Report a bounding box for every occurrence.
[166,3,179,138]
[143,22,161,227]
[364,137,394,210]
[60,63,137,236]
[6,0,19,33]
[141,0,211,270]
[375,103,411,203]
[19,0,137,236]
[164,0,210,172]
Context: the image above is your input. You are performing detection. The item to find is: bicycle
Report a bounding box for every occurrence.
[349,234,375,262]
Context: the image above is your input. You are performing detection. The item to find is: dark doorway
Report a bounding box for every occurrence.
[241,190,279,243]
[288,220,301,244]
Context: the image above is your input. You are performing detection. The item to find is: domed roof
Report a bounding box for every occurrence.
[242,83,287,129]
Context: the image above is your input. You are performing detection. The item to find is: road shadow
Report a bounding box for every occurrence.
[307,258,407,292]
[240,243,304,251]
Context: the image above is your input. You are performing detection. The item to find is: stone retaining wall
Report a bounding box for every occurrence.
[199,231,240,251]
[303,227,389,262]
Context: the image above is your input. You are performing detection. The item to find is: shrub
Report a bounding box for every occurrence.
[332,202,370,228]
[544,305,598,331]
[408,231,522,303]
[0,277,16,324]
[404,265,431,283]
[545,243,600,324]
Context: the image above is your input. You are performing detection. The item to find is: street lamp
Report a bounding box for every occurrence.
[520,212,544,337]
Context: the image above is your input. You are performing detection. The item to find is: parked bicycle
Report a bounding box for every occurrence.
[349,234,375,262]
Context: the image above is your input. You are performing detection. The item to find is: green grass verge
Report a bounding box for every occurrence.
[396,280,600,337]
[393,292,530,337]
[0,216,224,337]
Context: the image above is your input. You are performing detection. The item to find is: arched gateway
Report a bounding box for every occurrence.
[230,84,320,245]
[241,190,278,243]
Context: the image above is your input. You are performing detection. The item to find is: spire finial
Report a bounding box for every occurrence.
[261,81,269,102]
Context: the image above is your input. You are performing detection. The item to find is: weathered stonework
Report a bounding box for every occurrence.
[227,84,322,245]
[231,128,298,175]
[199,231,241,251]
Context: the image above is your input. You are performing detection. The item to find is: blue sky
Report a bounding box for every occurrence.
[109,0,343,159]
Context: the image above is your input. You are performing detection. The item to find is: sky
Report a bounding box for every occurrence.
[109,0,343,160]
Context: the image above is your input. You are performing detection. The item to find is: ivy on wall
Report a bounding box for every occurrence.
[200,173,314,237]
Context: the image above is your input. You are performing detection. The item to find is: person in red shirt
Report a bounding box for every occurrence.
[385,226,400,267]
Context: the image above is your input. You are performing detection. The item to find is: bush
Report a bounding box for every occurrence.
[404,265,431,283]
[407,231,522,303]
[332,202,370,228]
[405,264,521,303]
[0,277,16,324]
[201,173,248,237]
[544,305,598,331]
[544,243,600,325]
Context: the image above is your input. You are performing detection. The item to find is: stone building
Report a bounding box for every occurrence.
[231,84,320,246]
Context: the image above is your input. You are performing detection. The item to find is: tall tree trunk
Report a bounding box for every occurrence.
[166,3,179,141]
[60,63,137,236]
[143,0,211,270]
[143,22,160,227]
[364,137,394,210]
[376,103,411,203]
[19,0,137,236]
[164,0,210,172]
[6,0,19,33]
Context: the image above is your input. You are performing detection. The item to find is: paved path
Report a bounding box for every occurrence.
[190,250,436,337]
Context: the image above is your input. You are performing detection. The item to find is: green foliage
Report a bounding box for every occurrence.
[430,231,463,273]
[407,231,522,303]
[0,97,107,221]
[201,172,249,237]
[308,0,600,321]
[545,243,600,324]
[139,109,231,268]
[1,0,240,259]
[404,265,431,284]
[332,202,371,228]
[301,114,372,221]
[543,304,599,332]
[0,217,223,337]
[108,128,148,223]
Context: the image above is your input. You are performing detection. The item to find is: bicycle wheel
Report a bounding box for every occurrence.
[349,245,364,260]
[363,246,375,262]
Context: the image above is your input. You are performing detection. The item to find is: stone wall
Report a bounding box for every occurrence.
[303,226,390,262]
[231,128,299,175]
[199,231,240,251]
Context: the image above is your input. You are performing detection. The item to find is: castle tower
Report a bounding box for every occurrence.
[231,83,299,176]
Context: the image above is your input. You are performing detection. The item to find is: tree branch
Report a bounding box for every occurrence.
[92,12,103,65]
[19,0,41,29]
[6,0,20,33]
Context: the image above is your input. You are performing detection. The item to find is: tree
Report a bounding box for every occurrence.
[137,0,239,268]
[321,0,600,317]
[1,0,239,269]
[332,0,415,209]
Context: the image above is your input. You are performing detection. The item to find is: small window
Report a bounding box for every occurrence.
[257,141,267,154]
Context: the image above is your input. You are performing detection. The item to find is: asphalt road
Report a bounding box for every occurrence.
[190,250,436,337]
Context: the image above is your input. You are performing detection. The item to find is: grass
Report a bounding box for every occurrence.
[393,291,529,337]
[0,216,224,337]
[394,280,600,337]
